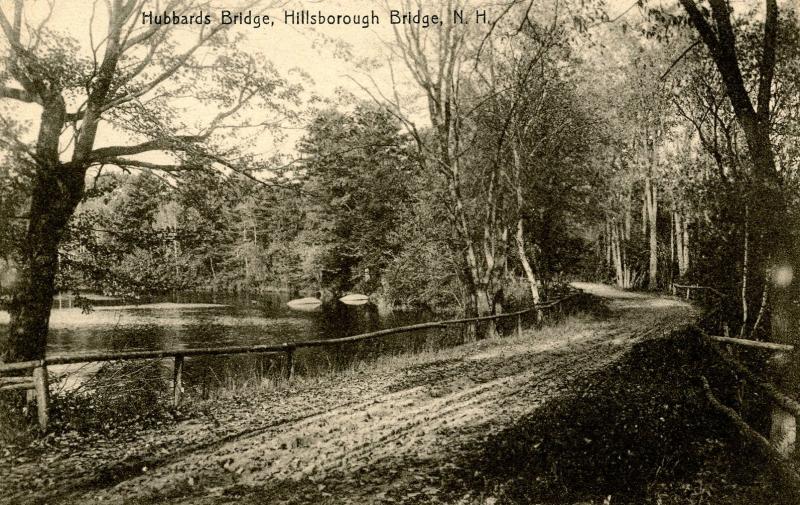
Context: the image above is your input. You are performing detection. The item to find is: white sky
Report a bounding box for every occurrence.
[0,0,726,167]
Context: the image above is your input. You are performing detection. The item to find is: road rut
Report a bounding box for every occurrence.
[8,284,696,504]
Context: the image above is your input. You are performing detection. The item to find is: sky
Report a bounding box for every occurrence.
[0,0,702,167]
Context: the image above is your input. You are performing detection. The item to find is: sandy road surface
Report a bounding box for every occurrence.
[5,284,695,505]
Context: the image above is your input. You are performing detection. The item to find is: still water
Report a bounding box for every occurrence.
[0,292,456,392]
[36,291,435,355]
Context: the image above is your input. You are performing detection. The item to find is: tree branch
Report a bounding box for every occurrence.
[102,157,185,172]
[85,135,205,162]
[0,86,40,104]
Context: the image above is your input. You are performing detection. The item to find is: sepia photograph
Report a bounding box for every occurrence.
[0,0,799,503]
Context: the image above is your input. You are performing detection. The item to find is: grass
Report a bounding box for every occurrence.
[204,311,598,400]
[0,303,592,444]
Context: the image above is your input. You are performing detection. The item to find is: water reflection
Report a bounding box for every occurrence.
[0,291,442,392]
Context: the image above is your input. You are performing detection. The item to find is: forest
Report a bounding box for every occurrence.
[0,0,798,365]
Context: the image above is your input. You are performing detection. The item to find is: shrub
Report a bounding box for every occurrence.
[48,360,173,436]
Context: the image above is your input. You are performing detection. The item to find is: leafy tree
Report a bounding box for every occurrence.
[296,104,416,295]
[0,0,298,362]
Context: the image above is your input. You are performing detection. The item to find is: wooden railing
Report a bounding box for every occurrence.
[698,327,800,485]
[0,291,582,431]
[686,283,800,483]
[671,283,726,300]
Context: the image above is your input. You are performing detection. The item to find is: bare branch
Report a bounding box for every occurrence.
[84,135,205,163]
[101,157,185,171]
[0,86,40,104]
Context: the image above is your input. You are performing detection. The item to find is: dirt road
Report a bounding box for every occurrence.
[5,284,696,504]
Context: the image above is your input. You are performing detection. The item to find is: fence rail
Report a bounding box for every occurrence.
[671,283,727,300]
[0,290,582,431]
[688,283,800,481]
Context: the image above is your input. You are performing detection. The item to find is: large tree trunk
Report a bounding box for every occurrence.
[448,173,483,319]
[679,0,790,345]
[3,167,85,362]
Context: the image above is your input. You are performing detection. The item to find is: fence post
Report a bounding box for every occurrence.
[770,406,797,457]
[516,313,523,338]
[686,287,690,300]
[286,346,295,380]
[671,284,676,296]
[173,355,184,408]
[465,321,477,343]
[768,352,796,458]
[32,365,49,431]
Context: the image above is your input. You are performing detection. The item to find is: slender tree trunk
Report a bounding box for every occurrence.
[646,178,658,289]
[516,218,540,304]
[740,208,749,337]
[675,212,685,277]
[751,278,768,339]
[670,210,675,284]
[624,200,631,241]
[511,149,540,305]
[682,215,690,274]
[641,192,647,236]
[611,220,625,288]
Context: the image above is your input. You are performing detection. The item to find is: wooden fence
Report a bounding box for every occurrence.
[0,291,581,431]
[671,283,726,301]
[679,282,800,482]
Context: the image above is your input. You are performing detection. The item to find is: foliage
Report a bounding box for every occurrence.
[48,361,172,436]
[296,104,417,295]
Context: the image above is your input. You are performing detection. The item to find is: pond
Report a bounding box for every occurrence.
[0,292,467,395]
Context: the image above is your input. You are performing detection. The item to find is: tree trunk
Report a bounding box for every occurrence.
[681,215,690,275]
[675,212,685,277]
[624,202,631,241]
[670,210,675,285]
[3,167,85,362]
[646,178,658,289]
[611,220,626,288]
[678,0,790,346]
[741,209,749,337]
[510,151,540,305]
[516,217,540,304]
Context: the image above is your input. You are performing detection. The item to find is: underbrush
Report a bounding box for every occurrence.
[0,360,177,451]
[47,361,175,436]
[450,329,792,505]
[0,393,37,447]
